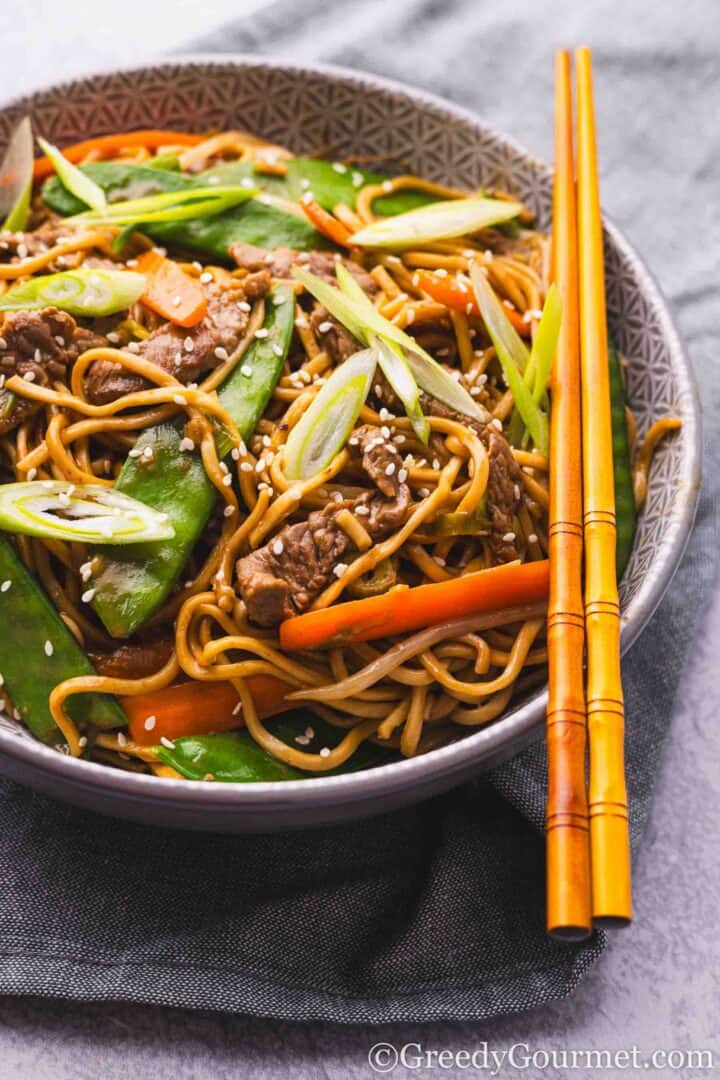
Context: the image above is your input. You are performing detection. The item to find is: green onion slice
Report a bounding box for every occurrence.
[37,135,107,214]
[529,282,562,403]
[284,348,377,481]
[0,268,146,317]
[70,185,259,227]
[0,481,175,544]
[350,196,523,249]
[292,265,486,422]
[0,117,34,232]
[471,264,549,455]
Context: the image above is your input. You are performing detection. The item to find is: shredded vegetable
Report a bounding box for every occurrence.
[350,195,523,248]
[0,268,146,317]
[0,117,34,231]
[70,185,259,227]
[284,349,377,481]
[0,481,175,544]
[36,135,107,213]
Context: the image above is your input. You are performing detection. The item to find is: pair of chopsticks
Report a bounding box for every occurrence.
[545,47,632,940]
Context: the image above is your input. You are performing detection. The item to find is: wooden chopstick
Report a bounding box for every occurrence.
[575,45,632,927]
[545,50,592,941]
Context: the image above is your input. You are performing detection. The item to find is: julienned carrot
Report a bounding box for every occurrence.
[416,271,532,337]
[32,130,205,181]
[280,560,549,650]
[136,249,208,328]
[124,674,292,746]
[299,194,353,247]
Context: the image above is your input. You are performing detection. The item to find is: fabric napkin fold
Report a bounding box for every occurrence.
[0,0,717,1023]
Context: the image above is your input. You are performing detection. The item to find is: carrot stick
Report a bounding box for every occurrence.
[279,560,549,650]
[416,272,532,337]
[124,674,292,746]
[136,249,208,328]
[545,50,592,942]
[299,194,353,247]
[576,45,632,928]
[33,130,205,181]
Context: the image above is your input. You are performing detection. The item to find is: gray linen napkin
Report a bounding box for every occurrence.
[0,0,716,1023]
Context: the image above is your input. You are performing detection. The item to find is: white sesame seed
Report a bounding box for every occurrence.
[272,343,283,356]
[125,257,139,268]
[23,369,36,382]
[144,715,157,731]
[355,505,369,516]
[128,447,143,458]
[79,561,93,581]
[332,162,347,174]
[44,640,54,657]
[0,580,11,593]
[272,539,284,556]
[78,736,88,749]
[184,337,194,352]
[17,243,28,259]
[214,346,229,361]
[241,364,253,377]
[528,533,538,544]
[238,300,251,313]
[304,726,315,739]
[171,295,182,308]
[126,341,140,354]
[384,462,396,477]
[179,437,195,452]
[240,461,253,473]
[295,734,311,746]
[220,473,232,487]
[58,491,70,506]
[200,271,213,284]
[398,468,408,483]
[0,674,4,687]
[491,418,503,431]
[254,328,269,339]
[333,563,348,578]
[223,504,236,517]
[173,394,186,406]
[81,588,96,603]
[502,531,516,543]
[317,321,333,334]
[319,747,331,758]
[160,736,176,750]
[26,467,37,481]
[142,445,154,460]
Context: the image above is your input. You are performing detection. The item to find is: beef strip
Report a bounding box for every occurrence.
[418,392,523,561]
[0,308,106,434]
[0,222,74,264]
[85,278,270,405]
[230,242,378,295]
[235,425,410,626]
[309,308,358,364]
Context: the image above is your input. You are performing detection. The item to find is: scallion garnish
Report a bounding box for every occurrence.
[70,185,260,227]
[0,117,34,232]
[37,135,108,214]
[0,268,146,317]
[350,196,523,248]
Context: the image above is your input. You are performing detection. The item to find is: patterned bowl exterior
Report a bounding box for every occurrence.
[0,58,701,830]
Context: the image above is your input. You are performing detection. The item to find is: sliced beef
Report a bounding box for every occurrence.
[88,636,174,679]
[309,308,358,364]
[236,424,410,626]
[418,392,523,561]
[0,308,105,434]
[85,284,261,405]
[230,242,378,295]
[0,222,73,264]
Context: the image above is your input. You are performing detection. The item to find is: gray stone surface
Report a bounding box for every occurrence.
[0,0,719,1076]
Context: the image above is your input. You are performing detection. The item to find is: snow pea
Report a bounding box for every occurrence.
[0,537,126,745]
[91,284,295,638]
[608,342,636,578]
[155,711,393,782]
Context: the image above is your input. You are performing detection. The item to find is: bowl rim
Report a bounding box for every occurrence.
[0,53,703,813]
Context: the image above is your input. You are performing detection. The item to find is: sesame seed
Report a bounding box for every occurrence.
[179,437,195,452]
[127,341,140,354]
[238,300,251,312]
[380,425,391,438]
[304,726,315,739]
[241,176,256,189]
[172,295,182,308]
[0,580,11,593]
[128,447,143,458]
[528,533,538,544]
[144,715,157,731]
[160,736,176,750]
[491,418,503,431]
[333,563,348,578]
[295,734,311,746]
[384,462,396,476]
[300,191,314,205]
[272,343,283,356]
[0,674,4,687]
[272,539,284,556]
[432,458,441,470]
[382,180,393,192]
[142,445,154,460]
[319,747,331,758]
[81,588,96,603]
[78,736,88,749]
[352,171,364,188]
[44,640,54,657]
[316,320,333,334]
[126,258,139,268]
[221,473,233,487]
[184,337,194,352]
[465,302,474,315]
[106,331,120,344]
[223,504,236,517]
[398,468,408,483]
[355,505,369,516]
[79,561,93,581]
[173,394,186,406]
[23,370,36,382]
[58,491,70,506]
[406,308,415,324]
[241,364,253,377]
[331,491,343,504]
[214,346,229,361]
[332,162,347,174]
[200,271,213,284]
[27,467,37,481]
[16,242,28,259]
[502,531,516,543]
[240,461,253,473]
[255,328,269,339]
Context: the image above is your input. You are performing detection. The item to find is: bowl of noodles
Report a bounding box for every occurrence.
[0,57,700,830]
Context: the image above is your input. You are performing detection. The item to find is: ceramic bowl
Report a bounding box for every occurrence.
[0,57,701,831]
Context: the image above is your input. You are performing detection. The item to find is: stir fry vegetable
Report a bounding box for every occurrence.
[284,349,377,481]
[136,249,208,328]
[91,284,295,637]
[71,185,259,227]
[280,560,550,649]
[0,268,146,317]
[125,675,292,745]
[293,265,486,421]
[0,117,33,231]
[36,135,107,213]
[0,538,126,744]
[350,196,523,248]
[416,271,532,337]
[0,482,175,544]
[32,130,205,180]
[155,713,392,782]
